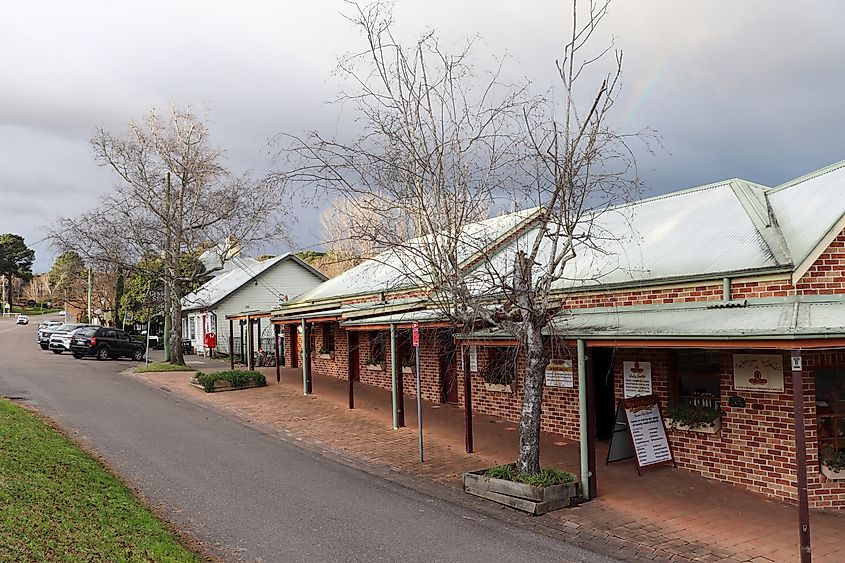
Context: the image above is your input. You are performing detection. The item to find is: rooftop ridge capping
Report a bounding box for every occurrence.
[729,179,791,265]
[768,158,845,193]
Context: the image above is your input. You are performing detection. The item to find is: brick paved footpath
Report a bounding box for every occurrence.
[133,359,844,563]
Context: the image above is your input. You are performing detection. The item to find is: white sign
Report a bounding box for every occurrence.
[790,351,802,372]
[733,354,784,393]
[624,397,673,468]
[545,361,574,388]
[623,361,652,398]
[469,345,478,372]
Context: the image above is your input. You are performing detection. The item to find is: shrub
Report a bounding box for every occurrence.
[665,402,721,429]
[821,447,845,472]
[195,370,266,393]
[483,464,576,487]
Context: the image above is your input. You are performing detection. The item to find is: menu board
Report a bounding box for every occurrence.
[623,361,653,398]
[623,395,673,470]
[545,361,574,388]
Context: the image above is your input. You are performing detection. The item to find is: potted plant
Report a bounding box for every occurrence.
[483,365,513,393]
[364,357,383,371]
[464,464,580,515]
[664,402,722,434]
[318,346,334,360]
[820,447,845,480]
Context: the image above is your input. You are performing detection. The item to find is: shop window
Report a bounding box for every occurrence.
[321,323,334,353]
[673,349,721,408]
[815,368,845,453]
[484,347,517,386]
[370,331,386,364]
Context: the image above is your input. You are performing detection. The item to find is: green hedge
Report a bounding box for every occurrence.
[195,370,266,392]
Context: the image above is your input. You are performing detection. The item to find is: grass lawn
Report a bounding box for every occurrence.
[0,398,200,562]
[10,306,63,316]
[135,362,198,373]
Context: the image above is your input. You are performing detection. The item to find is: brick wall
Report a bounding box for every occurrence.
[796,229,845,295]
[608,348,845,509]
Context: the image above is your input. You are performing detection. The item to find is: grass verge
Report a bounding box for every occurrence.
[136,362,198,373]
[0,398,200,562]
[484,464,576,487]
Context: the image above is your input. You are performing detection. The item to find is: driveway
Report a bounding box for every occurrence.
[0,317,612,562]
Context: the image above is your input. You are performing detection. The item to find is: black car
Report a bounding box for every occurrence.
[69,327,146,361]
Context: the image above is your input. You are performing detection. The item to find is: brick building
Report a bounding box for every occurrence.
[248,160,845,510]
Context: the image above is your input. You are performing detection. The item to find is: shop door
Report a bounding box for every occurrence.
[439,330,459,403]
[591,347,616,441]
[289,325,299,368]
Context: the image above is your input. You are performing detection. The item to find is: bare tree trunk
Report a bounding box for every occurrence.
[169,279,184,365]
[514,250,551,475]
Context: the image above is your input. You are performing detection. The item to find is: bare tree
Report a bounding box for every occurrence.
[52,104,292,364]
[275,1,646,476]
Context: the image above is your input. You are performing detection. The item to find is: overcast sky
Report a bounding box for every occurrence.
[3,1,844,272]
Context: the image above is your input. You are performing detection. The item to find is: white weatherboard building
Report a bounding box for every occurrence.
[181,254,327,355]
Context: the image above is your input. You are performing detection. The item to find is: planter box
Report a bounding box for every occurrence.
[484,383,512,393]
[402,366,414,374]
[821,463,845,481]
[463,470,580,515]
[318,353,334,360]
[190,376,265,393]
[664,416,722,434]
[365,364,383,371]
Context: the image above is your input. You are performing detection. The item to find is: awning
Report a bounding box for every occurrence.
[340,309,448,330]
[457,297,845,349]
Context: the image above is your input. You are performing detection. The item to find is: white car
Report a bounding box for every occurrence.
[16,315,29,325]
[48,324,93,354]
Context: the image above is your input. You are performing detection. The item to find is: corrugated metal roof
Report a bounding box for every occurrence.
[542,298,845,339]
[340,309,445,327]
[290,207,539,304]
[467,179,789,295]
[182,254,292,311]
[767,160,845,267]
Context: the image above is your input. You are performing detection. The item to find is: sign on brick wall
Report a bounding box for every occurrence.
[623,361,652,398]
[732,354,784,392]
[545,361,574,387]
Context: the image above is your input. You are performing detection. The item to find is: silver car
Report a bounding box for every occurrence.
[48,324,94,354]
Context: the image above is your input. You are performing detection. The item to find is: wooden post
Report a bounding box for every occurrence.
[791,351,811,563]
[247,316,254,371]
[463,345,473,453]
[274,323,280,383]
[585,346,597,499]
[239,320,245,366]
[347,331,355,409]
[302,320,312,395]
[228,318,234,370]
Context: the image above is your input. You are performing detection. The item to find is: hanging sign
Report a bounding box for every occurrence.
[412,321,419,347]
[623,361,652,398]
[545,360,574,388]
[733,354,784,393]
[623,395,674,472]
[790,351,802,372]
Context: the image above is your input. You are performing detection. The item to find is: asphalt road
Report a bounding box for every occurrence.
[0,316,613,562]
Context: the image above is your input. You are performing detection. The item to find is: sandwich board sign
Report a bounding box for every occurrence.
[607,394,675,474]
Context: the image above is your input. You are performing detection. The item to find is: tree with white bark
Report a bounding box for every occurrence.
[52,104,292,364]
[273,0,646,475]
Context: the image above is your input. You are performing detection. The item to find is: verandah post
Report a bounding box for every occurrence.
[464,344,473,453]
[274,323,280,383]
[228,318,234,370]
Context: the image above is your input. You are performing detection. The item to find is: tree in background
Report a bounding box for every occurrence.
[0,234,35,309]
[51,104,284,364]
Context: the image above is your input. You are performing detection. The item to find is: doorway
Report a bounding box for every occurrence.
[289,324,299,368]
[438,330,459,403]
[591,347,616,441]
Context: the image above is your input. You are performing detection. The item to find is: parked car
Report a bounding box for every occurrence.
[48,324,95,354]
[16,315,29,325]
[37,322,71,349]
[70,327,146,361]
[38,319,63,330]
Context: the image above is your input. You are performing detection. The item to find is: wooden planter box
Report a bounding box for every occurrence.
[463,470,580,515]
[821,463,845,481]
[190,377,265,393]
[365,364,383,371]
[318,353,334,360]
[664,416,722,434]
[402,366,414,374]
[484,382,512,393]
